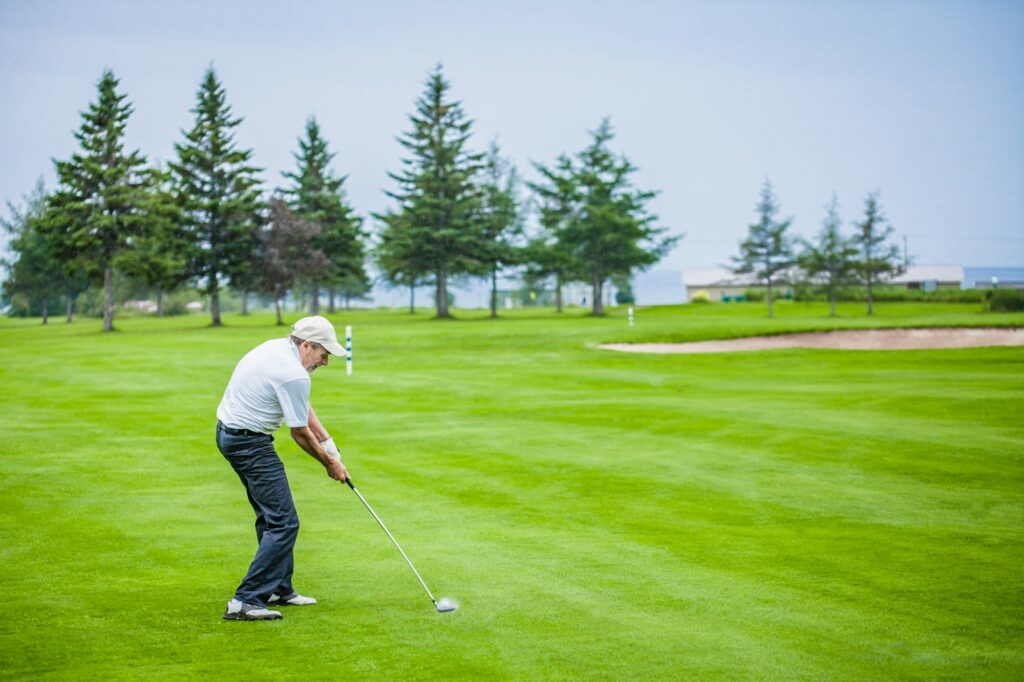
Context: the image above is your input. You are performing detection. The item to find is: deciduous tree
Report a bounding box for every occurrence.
[1,181,63,323]
[254,198,328,326]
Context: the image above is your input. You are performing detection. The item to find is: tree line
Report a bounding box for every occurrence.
[1,65,673,329]
[731,179,905,317]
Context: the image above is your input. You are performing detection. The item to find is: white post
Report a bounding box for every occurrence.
[628,306,634,327]
[345,325,352,376]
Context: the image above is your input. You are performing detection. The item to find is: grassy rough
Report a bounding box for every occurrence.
[1,302,1022,680]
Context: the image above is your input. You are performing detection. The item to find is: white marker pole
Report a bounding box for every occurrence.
[628,306,634,327]
[345,325,352,376]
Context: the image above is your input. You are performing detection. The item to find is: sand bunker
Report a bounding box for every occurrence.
[599,327,1024,354]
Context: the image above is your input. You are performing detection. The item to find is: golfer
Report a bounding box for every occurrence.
[216,315,350,621]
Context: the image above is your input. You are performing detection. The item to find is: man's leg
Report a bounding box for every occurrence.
[220,437,300,606]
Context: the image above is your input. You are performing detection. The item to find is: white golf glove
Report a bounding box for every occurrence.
[321,437,342,461]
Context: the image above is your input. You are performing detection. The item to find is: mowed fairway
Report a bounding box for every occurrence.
[1,302,1022,680]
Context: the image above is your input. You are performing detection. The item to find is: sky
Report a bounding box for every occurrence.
[1,0,1022,271]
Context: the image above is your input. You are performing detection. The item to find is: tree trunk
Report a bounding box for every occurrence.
[41,297,49,325]
[157,290,165,317]
[592,276,604,316]
[328,287,336,314]
[274,287,284,326]
[555,275,563,313]
[436,268,450,318]
[209,270,222,323]
[240,290,248,316]
[310,282,320,314]
[409,284,416,314]
[766,278,774,319]
[490,267,498,318]
[866,276,874,316]
[103,265,114,331]
[344,295,351,310]
[66,290,74,323]
[829,284,836,317]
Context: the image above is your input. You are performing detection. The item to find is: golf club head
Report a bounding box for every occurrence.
[435,597,458,613]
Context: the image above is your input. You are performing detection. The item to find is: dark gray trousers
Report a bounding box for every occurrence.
[216,422,299,606]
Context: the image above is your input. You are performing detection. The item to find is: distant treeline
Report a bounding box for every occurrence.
[1,65,674,328]
[3,64,975,327]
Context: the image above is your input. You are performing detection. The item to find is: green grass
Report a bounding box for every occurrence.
[1,302,1022,680]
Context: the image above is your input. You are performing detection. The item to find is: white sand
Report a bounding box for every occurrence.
[599,327,1024,354]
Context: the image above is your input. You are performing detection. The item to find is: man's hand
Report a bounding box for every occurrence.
[325,456,350,482]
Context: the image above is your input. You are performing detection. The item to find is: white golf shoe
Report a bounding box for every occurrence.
[268,592,317,606]
[223,598,282,621]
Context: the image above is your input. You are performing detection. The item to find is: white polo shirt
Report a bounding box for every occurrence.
[217,338,311,434]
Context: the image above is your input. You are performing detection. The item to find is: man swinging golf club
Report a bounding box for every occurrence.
[216,315,350,621]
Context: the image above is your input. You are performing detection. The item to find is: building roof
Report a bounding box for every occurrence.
[890,264,963,284]
[682,267,759,287]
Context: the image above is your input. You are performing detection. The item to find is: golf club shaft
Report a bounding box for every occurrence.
[346,480,438,604]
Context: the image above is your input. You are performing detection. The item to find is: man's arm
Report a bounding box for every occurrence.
[307,405,330,442]
[291,422,350,482]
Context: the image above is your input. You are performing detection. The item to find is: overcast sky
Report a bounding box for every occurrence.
[1,0,1022,270]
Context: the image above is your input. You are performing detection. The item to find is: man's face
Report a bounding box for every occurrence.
[299,341,330,373]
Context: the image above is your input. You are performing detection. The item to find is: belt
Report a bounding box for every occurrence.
[217,421,268,438]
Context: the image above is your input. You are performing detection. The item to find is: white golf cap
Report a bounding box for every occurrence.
[291,316,345,356]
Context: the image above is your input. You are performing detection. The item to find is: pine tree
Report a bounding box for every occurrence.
[798,194,858,317]
[282,117,366,314]
[374,208,427,314]
[526,154,579,313]
[115,167,188,316]
[852,192,904,316]
[732,179,795,318]
[558,119,675,316]
[171,67,264,327]
[44,70,149,331]
[379,65,484,318]
[476,141,523,317]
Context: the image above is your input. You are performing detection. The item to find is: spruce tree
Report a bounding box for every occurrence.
[171,67,263,326]
[374,208,427,314]
[558,119,675,316]
[798,194,858,317]
[45,70,149,331]
[732,179,795,318]
[852,192,904,316]
[379,65,484,318]
[476,141,523,317]
[115,167,188,316]
[526,154,580,313]
[282,117,366,314]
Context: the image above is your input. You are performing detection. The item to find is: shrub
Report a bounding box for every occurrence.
[743,288,765,302]
[690,290,711,303]
[987,289,1024,312]
[792,285,988,303]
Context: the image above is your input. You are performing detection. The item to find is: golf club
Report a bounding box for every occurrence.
[345,479,457,613]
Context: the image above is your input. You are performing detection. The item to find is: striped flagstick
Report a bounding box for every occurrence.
[345,325,352,376]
